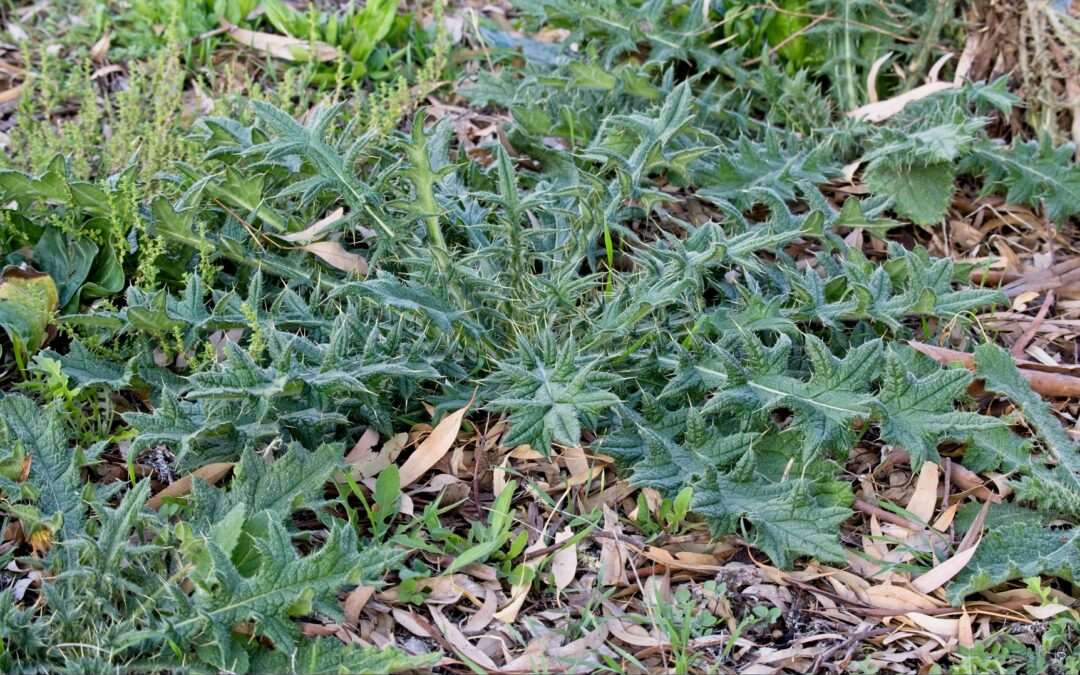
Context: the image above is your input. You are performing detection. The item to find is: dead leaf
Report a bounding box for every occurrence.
[147,462,234,510]
[1023,603,1074,620]
[551,526,576,593]
[89,32,110,63]
[904,612,959,638]
[399,399,472,487]
[300,240,368,276]
[598,504,629,586]
[910,539,981,594]
[958,610,974,648]
[278,207,345,244]
[865,584,942,611]
[344,585,374,626]
[220,18,339,62]
[848,81,958,123]
[906,462,939,525]
[429,605,498,670]
[462,589,498,634]
[0,81,25,106]
[494,539,547,624]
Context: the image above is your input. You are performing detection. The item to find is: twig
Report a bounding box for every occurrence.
[810,625,887,672]
[1010,289,1055,357]
[853,498,925,531]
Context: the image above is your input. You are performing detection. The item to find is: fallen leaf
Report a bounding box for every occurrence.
[910,539,981,594]
[1023,603,1074,620]
[462,588,498,634]
[300,240,368,276]
[865,584,942,611]
[494,539,547,624]
[399,399,472,487]
[220,18,339,62]
[551,526,577,593]
[904,611,959,638]
[598,504,629,586]
[147,462,234,510]
[429,605,498,670]
[278,207,345,244]
[344,585,374,626]
[0,82,25,106]
[907,462,939,525]
[848,81,958,123]
[89,32,110,63]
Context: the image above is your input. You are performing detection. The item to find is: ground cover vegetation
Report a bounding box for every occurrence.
[1,0,1080,671]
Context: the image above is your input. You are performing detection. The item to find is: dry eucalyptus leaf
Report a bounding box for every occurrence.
[300,240,368,276]
[220,18,339,62]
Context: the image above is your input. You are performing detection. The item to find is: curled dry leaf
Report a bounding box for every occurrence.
[429,605,498,671]
[89,32,110,63]
[904,611,960,638]
[0,82,25,106]
[220,18,339,62]
[864,584,942,611]
[848,81,958,123]
[598,504,629,586]
[906,462,939,525]
[494,538,547,624]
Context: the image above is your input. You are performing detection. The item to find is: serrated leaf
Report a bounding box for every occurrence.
[876,348,1004,466]
[865,161,954,226]
[0,396,91,542]
[248,637,437,674]
[948,521,1080,603]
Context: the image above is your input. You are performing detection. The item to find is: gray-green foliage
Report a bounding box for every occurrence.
[0,406,421,672]
[98,77,1026,574]
[4,7,1080,667]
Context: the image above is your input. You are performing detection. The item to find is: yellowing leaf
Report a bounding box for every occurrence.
[0,265,58,357]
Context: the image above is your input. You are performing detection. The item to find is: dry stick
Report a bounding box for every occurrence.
[853,498,926,531]
[810,625,887,672]
[908,341,1080,397]
[1010,289,1055,358]
[881,448,999,502]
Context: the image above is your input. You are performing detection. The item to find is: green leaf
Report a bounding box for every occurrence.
[948,521,1080,603]
[190,443,342,529]
[0,395,92,543]
[876,348,1004,466]
[974,343,1080,495]
[248,637,437,674]
[31,227,97,310]
[44,339,132,390]
[173,521,367,666]
[865,161,954,226]
[691,471,852,568]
